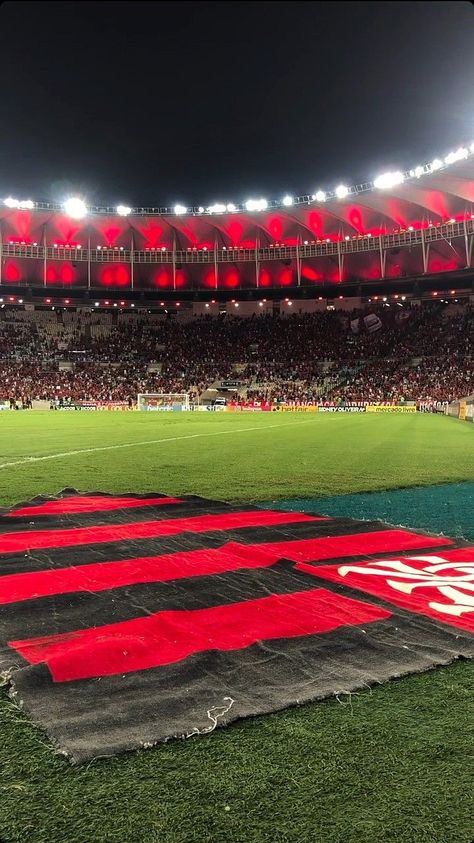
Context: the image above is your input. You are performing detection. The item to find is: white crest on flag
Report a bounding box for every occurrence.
[338,555,474,618]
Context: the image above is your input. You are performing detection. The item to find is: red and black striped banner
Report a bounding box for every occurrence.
[0,490,472,763]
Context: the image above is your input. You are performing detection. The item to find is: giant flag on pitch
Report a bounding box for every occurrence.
[0,489,472,763]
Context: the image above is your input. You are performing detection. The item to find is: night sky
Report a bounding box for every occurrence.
[0,1,473,208]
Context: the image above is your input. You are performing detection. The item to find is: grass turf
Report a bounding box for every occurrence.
[0,411,472,843]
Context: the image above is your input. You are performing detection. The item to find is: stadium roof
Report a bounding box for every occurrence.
[0,153,473,294]
[1,146,474,245]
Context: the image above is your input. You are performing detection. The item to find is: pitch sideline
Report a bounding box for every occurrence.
[0,418,310,471]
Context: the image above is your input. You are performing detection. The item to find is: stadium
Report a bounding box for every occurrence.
[0,2,473,843]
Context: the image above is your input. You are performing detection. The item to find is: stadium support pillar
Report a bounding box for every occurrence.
[87,232,91,289]
[255,237,260,287]
[296,235,301,286]
[379,236,386,278]
[464,218,473,268]
[43,224,47,287]
[172,235,176,291]
[214,237,218,288]
[421,226,429,274]
[130,233,134,290]
[337,238,344,283]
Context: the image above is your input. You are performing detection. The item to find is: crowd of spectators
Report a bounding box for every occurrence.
[0,302,472,404]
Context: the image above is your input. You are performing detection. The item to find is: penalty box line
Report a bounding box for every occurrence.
[0,419,312,471]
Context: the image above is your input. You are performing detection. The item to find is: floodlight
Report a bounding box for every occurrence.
[282,195,293,206]
[245,198,268,212]
[226,203,237,212]
[208,203,226,214]
[174,204,187,215]
[335,185,348,199]
[315,191,326,202]
[444,147,468,165]
[414,166,424,178]
[374,171,404,189]
[430,158,443,171]
[3,197,32,209]
[116,205,132,216]
[64,197,87,219]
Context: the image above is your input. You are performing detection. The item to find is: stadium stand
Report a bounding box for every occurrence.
[0,301,472,405]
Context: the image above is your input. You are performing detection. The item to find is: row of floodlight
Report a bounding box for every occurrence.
[3,144,474,221]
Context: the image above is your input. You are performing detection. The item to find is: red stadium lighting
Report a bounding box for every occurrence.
[64,299,70,304]
[104,300,110,305]
[120,301,125,306]
[433,292,438,296]
[9,296,15,302]
[450,290,456,294]
[160,301,164,306]
[176,302,180,307]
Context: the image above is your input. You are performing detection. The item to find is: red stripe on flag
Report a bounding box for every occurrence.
[0,510,319,554]
[9,588,391,681]
[6,496,183,518]
[0,529,452,604]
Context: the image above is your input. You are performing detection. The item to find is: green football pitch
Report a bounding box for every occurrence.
[0,411,472,843]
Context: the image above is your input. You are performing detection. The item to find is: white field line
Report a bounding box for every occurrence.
[0,419,309,471]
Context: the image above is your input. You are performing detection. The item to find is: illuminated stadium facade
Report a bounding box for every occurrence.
[1,146,474,305]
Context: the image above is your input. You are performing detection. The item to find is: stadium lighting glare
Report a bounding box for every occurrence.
[335,184,349,199]
[345,235,350,241]
[259,302,264,307]
[449,218,456,224]
[4,197,34,209]
[174,204,187,215]
[282,195,293,206]
[414,166,424,178]
[64,197,87,219]
[245,198,268,212]
[208,203,226,214]
[198,206,204,213]
[430,158,443,171]
[444,147,468,165]
[226,203,237,213]
[374,171,404,189]
[94,302,99,307]
[315,191,326,203]
[131,303,135,307]
[408,225,414,231]
[116,205,132,216]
